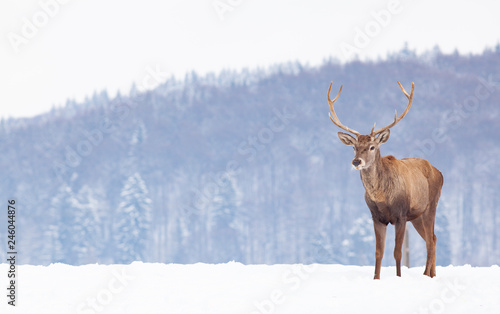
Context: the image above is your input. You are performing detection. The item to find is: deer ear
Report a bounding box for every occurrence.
[338,132,357,146]
[376,129,390,144]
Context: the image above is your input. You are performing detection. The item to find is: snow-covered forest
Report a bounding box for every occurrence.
[1,47,499,266]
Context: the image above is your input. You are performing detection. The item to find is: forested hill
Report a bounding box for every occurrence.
[1,47,499,266]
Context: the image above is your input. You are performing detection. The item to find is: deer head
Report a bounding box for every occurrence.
[328,81,414,170]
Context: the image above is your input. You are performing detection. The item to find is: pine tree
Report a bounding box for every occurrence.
[113,172,152,263]
[41,190,65,264]
[42,224,64,264]
[435,210,451,266]
[48,184,76,264]
[45,184,101,265]
[122,120,147,179]
[206,176,244,262]
[72,185,101,264]
[346,214,374,265]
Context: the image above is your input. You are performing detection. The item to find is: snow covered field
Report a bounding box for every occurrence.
[1,262,499,314]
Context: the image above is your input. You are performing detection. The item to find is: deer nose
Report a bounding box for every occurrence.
[352,159,362,167]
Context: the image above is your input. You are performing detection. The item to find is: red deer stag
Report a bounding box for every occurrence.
[327,81,443,279]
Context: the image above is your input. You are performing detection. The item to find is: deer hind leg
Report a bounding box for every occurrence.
[394,221,406,277]
[427,205,438,278]
[410,215,436,277]
[431,234,437,277]
[373,220,387,279]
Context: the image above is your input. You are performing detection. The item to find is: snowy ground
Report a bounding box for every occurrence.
[1,262,499,314]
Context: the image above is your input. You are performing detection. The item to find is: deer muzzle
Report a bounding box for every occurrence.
[352,158,365,170]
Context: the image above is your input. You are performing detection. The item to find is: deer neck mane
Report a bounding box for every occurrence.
[359,153,391,203]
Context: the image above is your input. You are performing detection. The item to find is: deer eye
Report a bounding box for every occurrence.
[370,146,375,151]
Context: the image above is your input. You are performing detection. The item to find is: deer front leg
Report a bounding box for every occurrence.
[373,220,387,279]
[394,221,406,277]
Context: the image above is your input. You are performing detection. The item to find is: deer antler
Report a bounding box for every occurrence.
[328,82,361,137]
[371,81,414,136]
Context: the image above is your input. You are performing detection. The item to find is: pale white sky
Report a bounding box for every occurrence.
[1,0,499,119]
